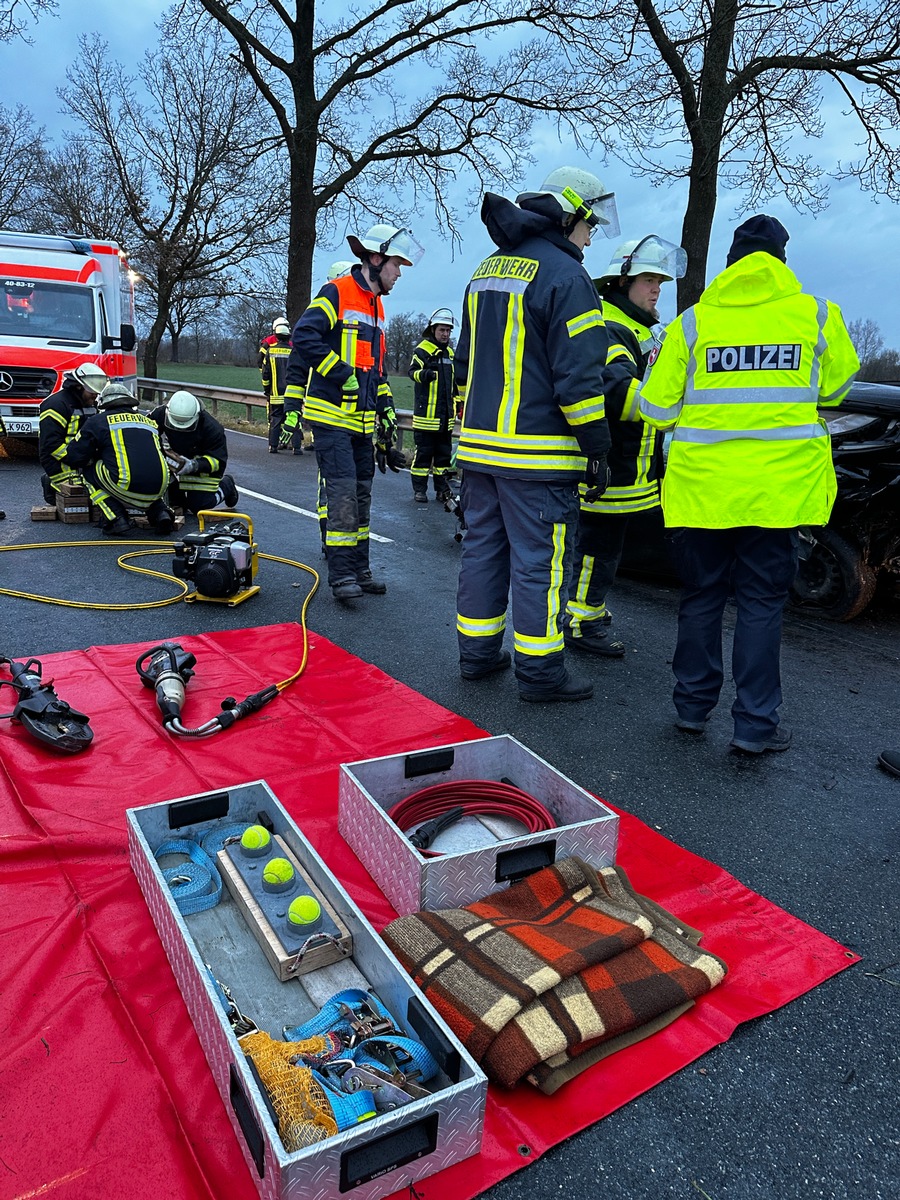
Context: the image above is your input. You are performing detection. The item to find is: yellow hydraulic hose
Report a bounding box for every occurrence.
[0,539,320,685]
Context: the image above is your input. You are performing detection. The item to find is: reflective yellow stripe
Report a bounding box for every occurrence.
[560,395,606,425]
[634,422,655,486]
[620,378,642,422]
[606,341,635,364]
[319,350,340,376]
[326,530,358,547]
[457,613,507,637]
[497,292,525,434]
[309,296,337,326]
[513,629,565,656]
[566,309,604,338]
[457,448,585,472]
[546,520,566,638]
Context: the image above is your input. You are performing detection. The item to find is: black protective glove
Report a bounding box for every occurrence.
[582,456,610,502]
[279,410,301,446]
[422,369,438,383]
[376,444,407,473]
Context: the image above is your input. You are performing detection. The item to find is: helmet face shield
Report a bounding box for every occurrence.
[379,228,425,268]
[589,193,621,240]
[619,235,687,281]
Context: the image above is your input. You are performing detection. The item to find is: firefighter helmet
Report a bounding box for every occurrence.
[97,383,137,409]
[428,308,455,329]
[598,236,687,284]
[272,319,291,337]
[346,224,425,267]
[271,316,288,331]
[519,167,620,239]
[165,390,202,430]
[326,260,355,281]
[71,362,109,394]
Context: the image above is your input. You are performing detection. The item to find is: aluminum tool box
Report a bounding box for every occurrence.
[127,780,486,1200]
[339,734,619,915]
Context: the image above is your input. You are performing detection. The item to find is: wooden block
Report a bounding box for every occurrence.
[58,481,89,498]
[217,834,353,982]
[31,505,58,521]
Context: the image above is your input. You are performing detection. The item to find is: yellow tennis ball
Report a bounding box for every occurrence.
[262,856,294,886]
[241,825,271,851]
[288,895,321,926]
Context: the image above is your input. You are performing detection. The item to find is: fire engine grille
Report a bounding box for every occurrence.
[0,365,59,399]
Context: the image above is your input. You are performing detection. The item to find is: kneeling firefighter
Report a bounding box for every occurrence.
[63,384,173,536]
[38,362,109,505]
[149,390,238,515]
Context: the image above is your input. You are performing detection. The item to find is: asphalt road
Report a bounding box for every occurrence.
[1,432,898,1200]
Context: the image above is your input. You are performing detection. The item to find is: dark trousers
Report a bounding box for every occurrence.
[670,526,799,742]
[456,470,579,691]
[411,429,453,494]
[268,400,302,451]
[567,510,630,632]
[312,424,375,586]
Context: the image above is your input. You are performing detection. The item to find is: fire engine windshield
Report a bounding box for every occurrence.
[0,280,96,343]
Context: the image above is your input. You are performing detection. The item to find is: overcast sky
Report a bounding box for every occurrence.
[3,0,898,339]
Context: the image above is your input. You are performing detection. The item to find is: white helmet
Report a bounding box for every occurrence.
[97,383,136,409]
[429,308,455,329]
[166,390,202,430]
[598,235,688,284]
[272,319,291,337]
[71,362,109,394]
[346,224,425,267]
[326,260,355,281]
[271,316,288,331]
[520,166,620,239]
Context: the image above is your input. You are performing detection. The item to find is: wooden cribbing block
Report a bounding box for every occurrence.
[31,505,58,521]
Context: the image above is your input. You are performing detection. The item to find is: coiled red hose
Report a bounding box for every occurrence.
[390,779,555,855]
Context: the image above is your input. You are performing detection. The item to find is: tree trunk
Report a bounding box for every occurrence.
[678,143,720,311]
[142,297,172,379]
[170,330,180,363]
[285,162,317,321]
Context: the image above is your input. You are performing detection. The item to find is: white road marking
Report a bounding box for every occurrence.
[236,485,393,543]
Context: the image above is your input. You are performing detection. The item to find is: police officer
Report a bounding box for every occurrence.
[38,362,108,505]
[407,308,459,503]
[260,318,302,454]
[148,390,238,515]
[454,166,619,703]
[286,224,423,600]
[63,383,172,536]
[639,214,859,752]
[565,235,686,657]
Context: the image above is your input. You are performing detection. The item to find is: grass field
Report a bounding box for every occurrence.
[150,362,415,409]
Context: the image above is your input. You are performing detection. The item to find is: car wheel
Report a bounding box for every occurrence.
[790,527,877,621]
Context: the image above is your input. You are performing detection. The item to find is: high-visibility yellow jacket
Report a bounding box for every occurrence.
[638,253,859,528]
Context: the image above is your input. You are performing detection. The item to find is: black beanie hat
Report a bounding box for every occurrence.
[726,214,790,267]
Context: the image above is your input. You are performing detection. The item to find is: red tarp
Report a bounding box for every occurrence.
[0,625,859,1200]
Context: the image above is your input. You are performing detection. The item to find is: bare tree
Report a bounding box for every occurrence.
[0,0,55,42]
[185,0,591,316]
[31,134,134,243]
[555,1,900,308]
[848,318,885,365]
[163,278,232,363]
[58,25,286,377]
[385,311,429,374]
[0,104,46,227]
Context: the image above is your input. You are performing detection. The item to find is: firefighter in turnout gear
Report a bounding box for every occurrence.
[565,235,687,657]
[63,383,172,536]
[286,223,424,600]
[38,362,108,505]
[454,166,619,702]
[261,318,302,454]
[149,390,238,515]
[407,307,459,503]
[639,214,859,753]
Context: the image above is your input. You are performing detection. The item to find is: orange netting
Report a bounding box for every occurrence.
[239,1030,338,1150]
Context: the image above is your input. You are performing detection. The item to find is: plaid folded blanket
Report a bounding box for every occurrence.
[382,858,727,1088]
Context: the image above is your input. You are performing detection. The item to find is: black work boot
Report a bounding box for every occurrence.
[332,578,363,600]
[147,499,175,535]
[41,474,55,505]
[357,571,387,595]
[102,515,138,537]
[413,491,428,503]
[219,474,239,509]
[564,621,626,658]
[519,672,594,703]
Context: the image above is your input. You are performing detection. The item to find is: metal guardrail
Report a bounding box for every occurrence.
[136,377,423,451]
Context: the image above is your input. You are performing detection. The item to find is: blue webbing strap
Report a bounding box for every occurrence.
[155,838,222,915]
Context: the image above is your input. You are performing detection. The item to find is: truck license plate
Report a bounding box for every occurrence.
[4,420,35,434]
